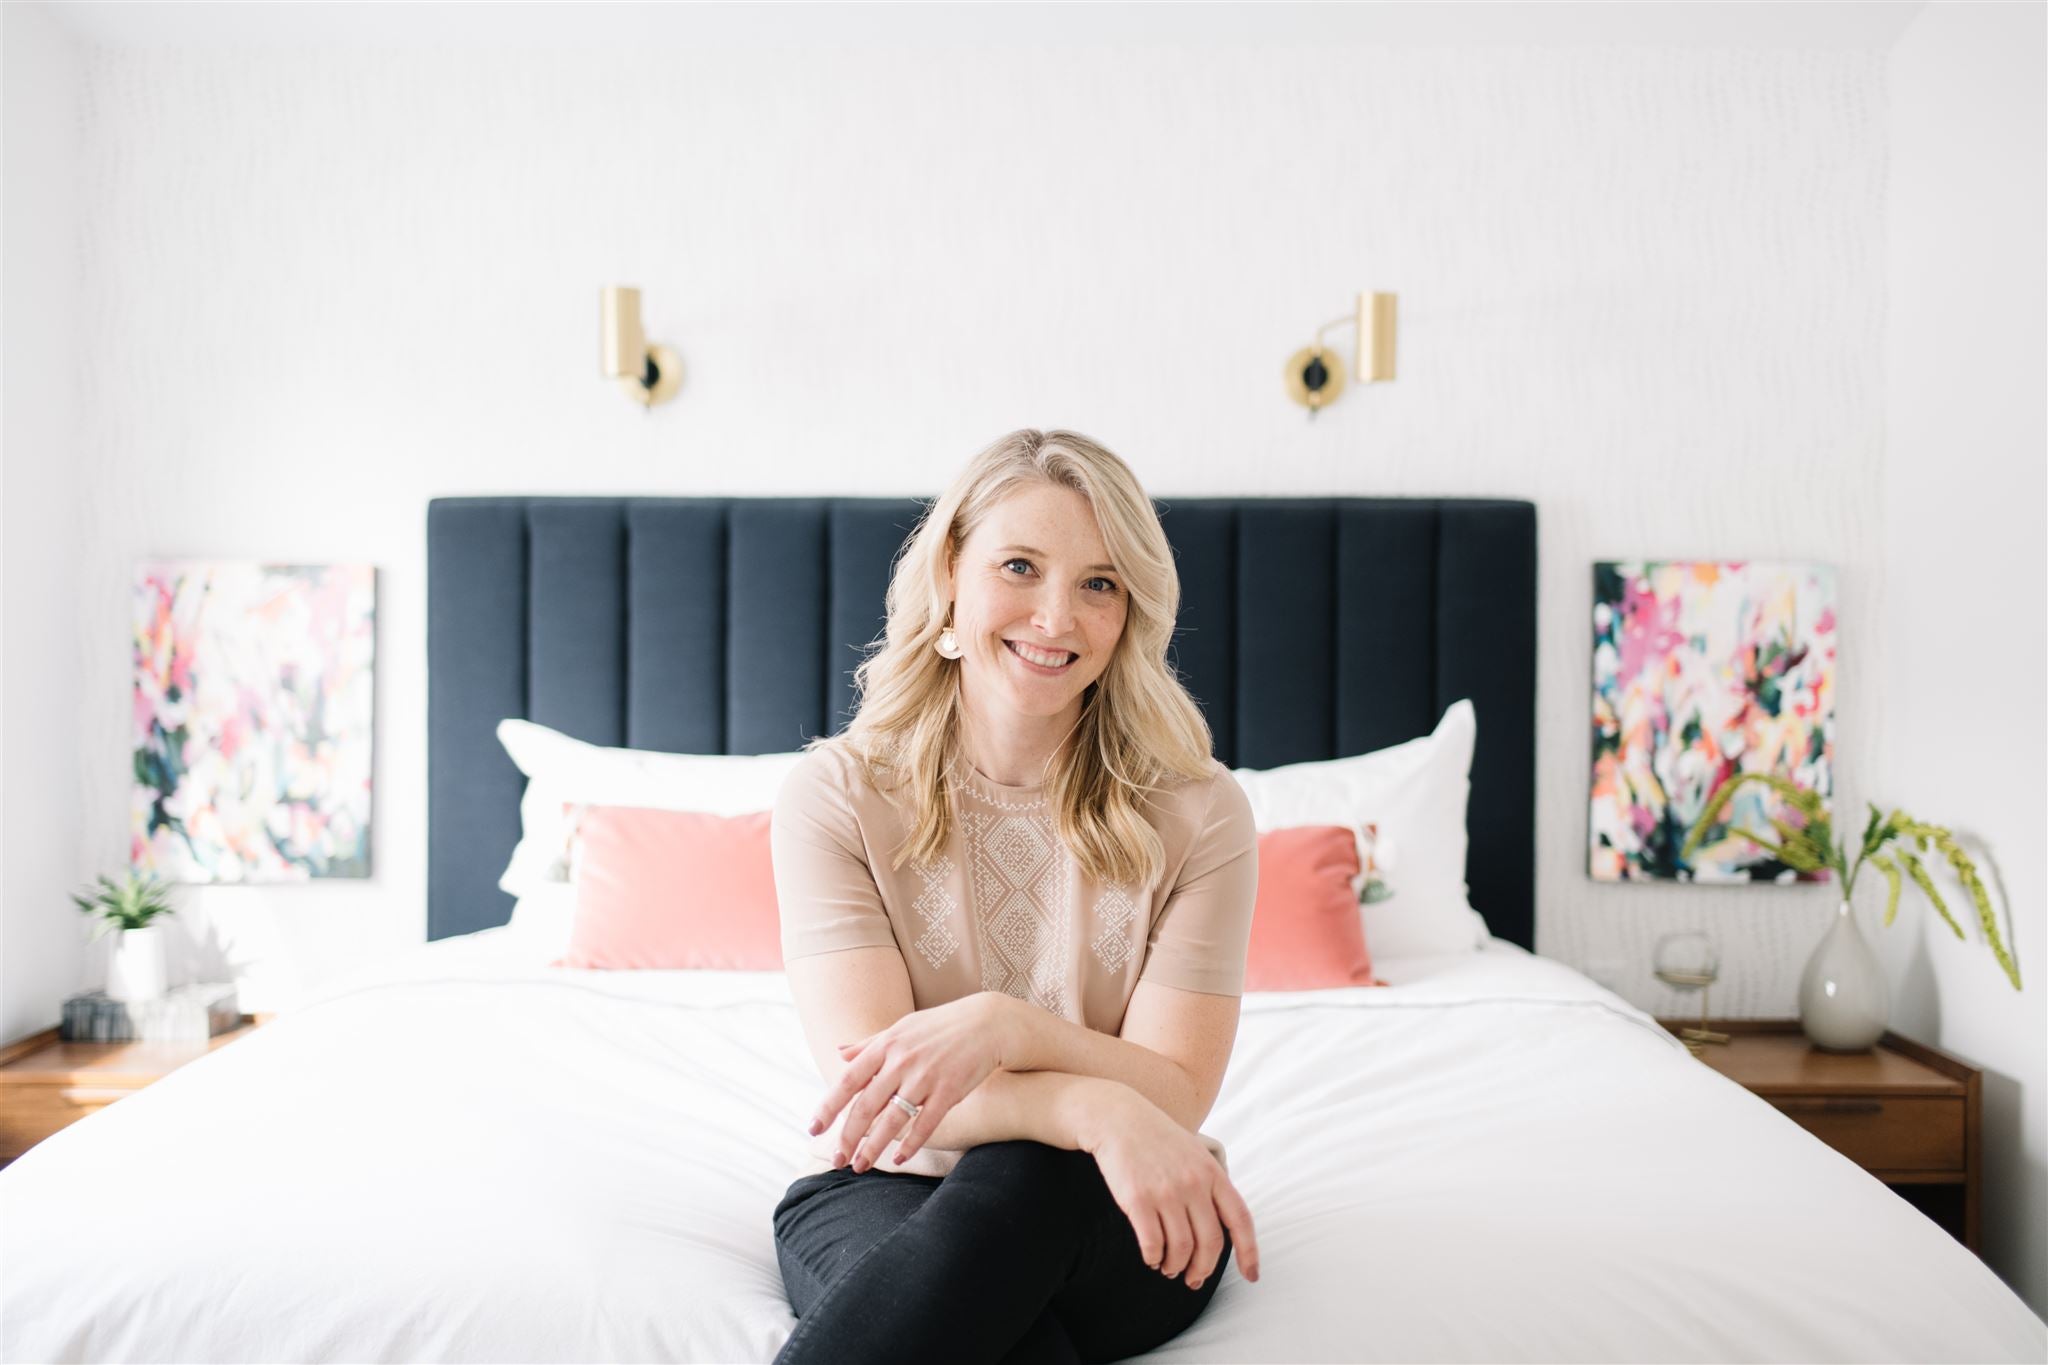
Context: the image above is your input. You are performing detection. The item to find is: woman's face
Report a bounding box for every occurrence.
[946,482,1129,727]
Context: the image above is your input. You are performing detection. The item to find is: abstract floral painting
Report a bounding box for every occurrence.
[132,563,375,881]
[1589,560,1835,883]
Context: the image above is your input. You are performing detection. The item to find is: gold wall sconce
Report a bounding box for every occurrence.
[600,286,683,408]
[1284,291,1397,415]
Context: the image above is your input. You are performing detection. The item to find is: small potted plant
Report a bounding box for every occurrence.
[72,872,178,1003]
[1682,774,2021,1051]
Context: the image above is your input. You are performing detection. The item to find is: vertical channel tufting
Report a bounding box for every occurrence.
[822,503,835,742]
[426,499,529,942]
[827,500,924,734]
[1235,501,1336,769]
[1437,500,1538,955]
[1334,501,1439,755]
[625,501,728,753]
[618,509,631,742]
[1156,499,1236,766]
[1426,501,1442,722]
[728,501,830,753]
[526,501,629,746]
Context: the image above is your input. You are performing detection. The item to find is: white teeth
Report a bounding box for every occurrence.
[1007,641,1074,669]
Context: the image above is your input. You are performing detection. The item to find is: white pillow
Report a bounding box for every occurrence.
[505,883,579,960]
[1230,698,1488,958]
[495,718,807,898]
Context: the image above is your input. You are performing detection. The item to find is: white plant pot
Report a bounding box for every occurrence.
[105,925,168,1002]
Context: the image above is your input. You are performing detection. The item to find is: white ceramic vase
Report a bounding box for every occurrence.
[105,924,168,1002]
[1797,898,1888,1052]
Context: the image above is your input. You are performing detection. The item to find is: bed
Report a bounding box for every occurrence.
[2,496,2041,1363]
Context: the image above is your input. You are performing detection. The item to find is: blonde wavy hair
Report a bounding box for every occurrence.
[811,428,1214,886]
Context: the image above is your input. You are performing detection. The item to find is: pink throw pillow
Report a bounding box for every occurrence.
[1244,824,1385,992]
[553,805,783,970]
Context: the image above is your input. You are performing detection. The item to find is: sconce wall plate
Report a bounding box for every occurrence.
[1284,344,1347,410]
[626,342,683,406]
[600,285,683,408]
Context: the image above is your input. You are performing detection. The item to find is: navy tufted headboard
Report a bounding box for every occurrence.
[426,497,1537,951]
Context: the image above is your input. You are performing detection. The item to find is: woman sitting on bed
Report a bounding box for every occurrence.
[769,428,1263,1364]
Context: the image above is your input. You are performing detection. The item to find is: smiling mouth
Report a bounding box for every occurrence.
[1005,640,1078,671]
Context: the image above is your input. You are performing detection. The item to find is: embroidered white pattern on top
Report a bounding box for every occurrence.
[1090,882,1138,975]
[962,802,1069,1017]
[911,854,961,970]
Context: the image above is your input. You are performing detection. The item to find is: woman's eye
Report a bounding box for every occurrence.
[998,560,1115,594]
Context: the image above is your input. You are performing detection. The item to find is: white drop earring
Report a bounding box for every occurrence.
[935,627,963,660]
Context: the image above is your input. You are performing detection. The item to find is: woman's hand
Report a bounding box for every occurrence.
[810,992,1014,1172]
[1082,1088,1261,1292]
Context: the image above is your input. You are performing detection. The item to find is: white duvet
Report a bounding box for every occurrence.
[2,930,2041,1364]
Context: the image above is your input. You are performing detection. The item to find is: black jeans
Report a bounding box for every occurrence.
[771,1139,1231,1365]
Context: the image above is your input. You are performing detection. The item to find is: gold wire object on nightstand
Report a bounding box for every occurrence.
[1656,969,1732,1055]
[1653,931,1730,1057]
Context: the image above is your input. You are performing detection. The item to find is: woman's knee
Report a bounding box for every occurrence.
[772,1168,939,1311]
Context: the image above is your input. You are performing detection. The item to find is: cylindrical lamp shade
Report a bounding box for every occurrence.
[600,286,647,380]
[1356,291,1397,383]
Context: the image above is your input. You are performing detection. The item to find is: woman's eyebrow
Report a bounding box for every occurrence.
[994,544,1117,574]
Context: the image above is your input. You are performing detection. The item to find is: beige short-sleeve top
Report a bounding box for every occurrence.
[772,742,1258,1177]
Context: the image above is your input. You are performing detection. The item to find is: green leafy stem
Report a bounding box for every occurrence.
[1680,772,2021,992]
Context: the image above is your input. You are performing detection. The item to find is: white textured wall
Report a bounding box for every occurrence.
[1880,0,2046,1317]
[6,3,2040,1305]
[1,2,83,1049]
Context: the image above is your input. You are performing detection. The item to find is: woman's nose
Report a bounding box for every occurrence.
[1031,588,1077,638]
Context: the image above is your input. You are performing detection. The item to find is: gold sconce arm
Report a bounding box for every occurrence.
[1286,290,1397,414]
[600,286,683,408]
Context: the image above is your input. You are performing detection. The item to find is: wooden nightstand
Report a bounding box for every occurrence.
[1656,1019,1981,1253]
[0,1017,266,1168]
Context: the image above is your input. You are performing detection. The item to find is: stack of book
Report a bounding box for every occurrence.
[60,983,242,1042]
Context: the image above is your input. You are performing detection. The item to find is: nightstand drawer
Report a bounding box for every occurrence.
[1768,1095,1964,1171]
